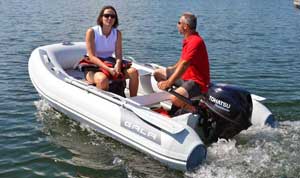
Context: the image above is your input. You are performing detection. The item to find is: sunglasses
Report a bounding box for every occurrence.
[103,14,116,19]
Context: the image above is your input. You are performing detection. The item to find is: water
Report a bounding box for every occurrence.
[0,0,300,177]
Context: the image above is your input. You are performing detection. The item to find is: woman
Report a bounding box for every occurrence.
[85,5,139,97]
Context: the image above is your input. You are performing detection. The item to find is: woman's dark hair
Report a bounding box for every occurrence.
[97,5,119,28]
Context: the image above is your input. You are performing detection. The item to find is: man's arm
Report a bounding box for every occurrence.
[158,60,190,90]
[167,60,180,70]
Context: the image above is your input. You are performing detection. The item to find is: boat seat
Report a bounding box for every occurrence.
[128,91,172,106]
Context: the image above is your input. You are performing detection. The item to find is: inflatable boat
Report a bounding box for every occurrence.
[28,42,276,171]
[295,0,300,8]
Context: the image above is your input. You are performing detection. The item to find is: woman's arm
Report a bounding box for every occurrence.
[114,30,123,74]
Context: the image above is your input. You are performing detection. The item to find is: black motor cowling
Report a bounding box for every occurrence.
[201,83,252,142]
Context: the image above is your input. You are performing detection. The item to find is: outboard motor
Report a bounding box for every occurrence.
[200,83,252,143]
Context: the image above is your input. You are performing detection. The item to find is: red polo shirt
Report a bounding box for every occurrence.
[180,32,210,93]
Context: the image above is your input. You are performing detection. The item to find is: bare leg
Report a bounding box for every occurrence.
[153,68,167,82]
[125,67,139,97]
[170,87,196,112]
[85,71,95,84]
[93,72,109,90]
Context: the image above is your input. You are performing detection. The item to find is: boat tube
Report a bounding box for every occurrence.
[295,0,300,8]
[28,42,276,171]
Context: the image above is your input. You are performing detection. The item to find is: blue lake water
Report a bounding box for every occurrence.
[1,0,300,177]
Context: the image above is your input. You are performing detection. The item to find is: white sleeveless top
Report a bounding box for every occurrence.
[92,25,117,58]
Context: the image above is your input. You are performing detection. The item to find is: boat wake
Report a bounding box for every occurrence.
[186,122,300,178]
[35,100,300,178]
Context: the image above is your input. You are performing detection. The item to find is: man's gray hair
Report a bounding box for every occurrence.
[182,12,197,30]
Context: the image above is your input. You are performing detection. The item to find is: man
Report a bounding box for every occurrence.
[153,12,210,112]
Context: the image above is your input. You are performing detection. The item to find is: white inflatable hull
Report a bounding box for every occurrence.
[28,42,275,171]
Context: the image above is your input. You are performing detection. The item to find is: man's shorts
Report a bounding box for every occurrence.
[166,68,201,98]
